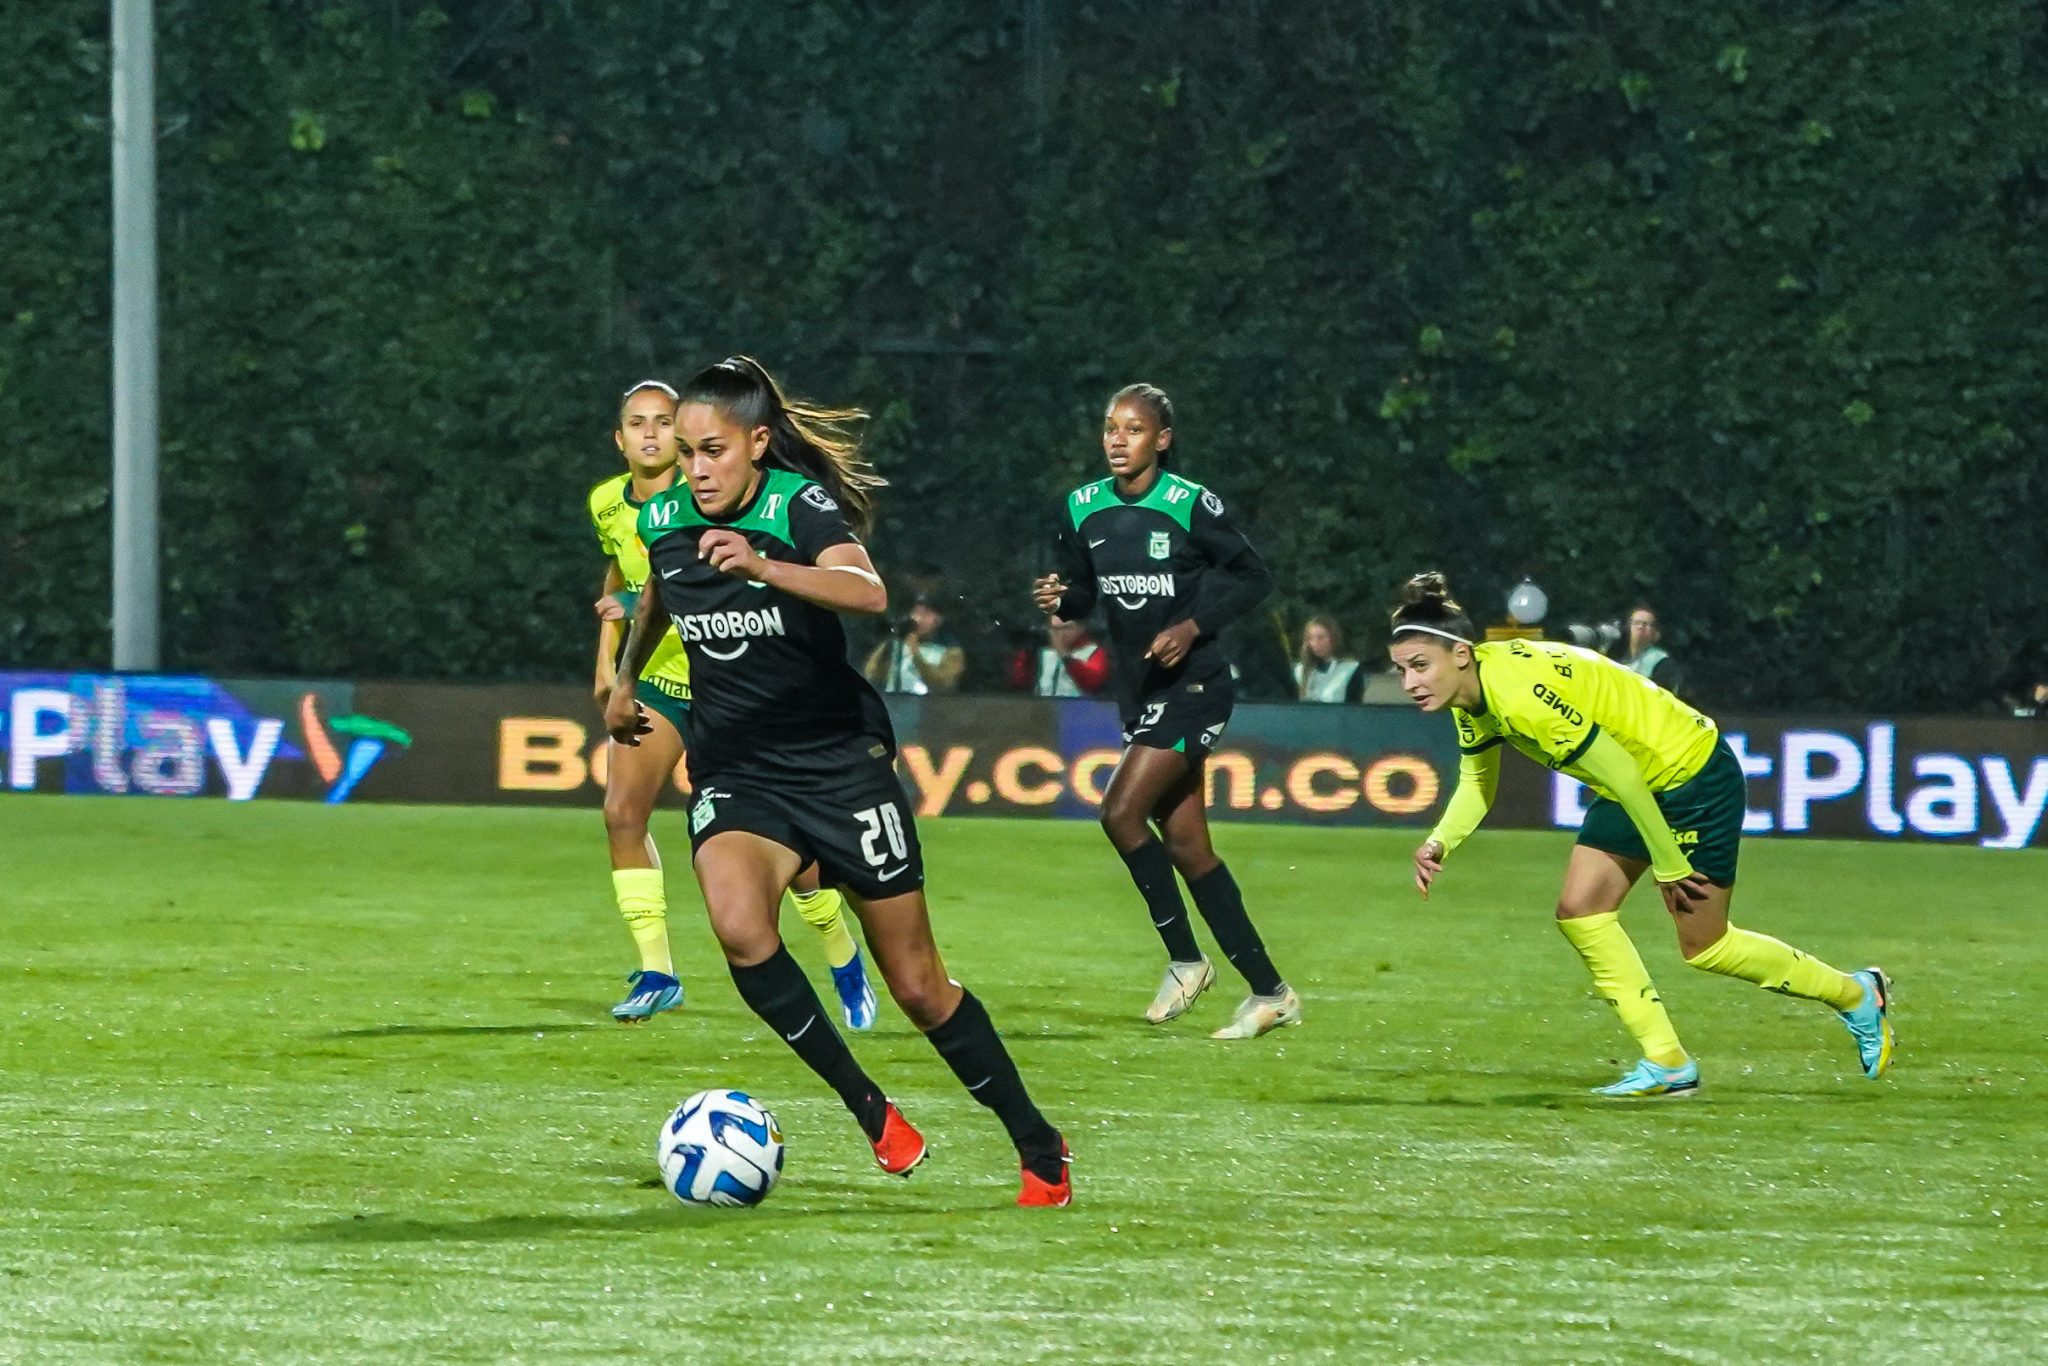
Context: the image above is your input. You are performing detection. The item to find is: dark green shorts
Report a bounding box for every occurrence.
[635,679,691,737]
[1576,737,1744,887]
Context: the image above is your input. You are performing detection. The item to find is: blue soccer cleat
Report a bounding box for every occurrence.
[1593,1057,1701,1098]
[1837,966,1895,1079]
[611,969,683,1023]
[831,948,879,1032]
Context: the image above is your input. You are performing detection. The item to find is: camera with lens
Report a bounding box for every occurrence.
[1562,619,1623,654]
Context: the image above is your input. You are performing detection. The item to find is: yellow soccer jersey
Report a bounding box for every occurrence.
[588,473,690,700]
[1454,639,1716,794]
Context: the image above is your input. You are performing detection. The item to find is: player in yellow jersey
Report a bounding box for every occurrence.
[1387,573,1894,1096]
[591,380,877,1029]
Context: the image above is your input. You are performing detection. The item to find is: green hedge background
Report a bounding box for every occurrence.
[4,1,2043,709]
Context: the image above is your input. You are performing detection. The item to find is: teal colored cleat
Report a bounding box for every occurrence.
[831,948,880,1032]
[611,969,683,1023]
[1592,1057,1701,1098]
[1837,967,1895,1079]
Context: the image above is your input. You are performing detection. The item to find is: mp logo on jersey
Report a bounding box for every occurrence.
[1147,531,1172,560]
[673,605,787,662]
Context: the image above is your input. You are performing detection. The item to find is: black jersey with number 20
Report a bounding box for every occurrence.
[637,467,894,780]
[1050,471,1272,722]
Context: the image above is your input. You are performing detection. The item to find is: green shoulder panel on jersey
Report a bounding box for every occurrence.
[1067,471,1205,532]
[636,484,699,548]
[639,467,813,549]
[1066,479,1114,531]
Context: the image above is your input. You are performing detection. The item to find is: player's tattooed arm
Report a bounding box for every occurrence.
[604,579,664,745]
[619,575,668,680]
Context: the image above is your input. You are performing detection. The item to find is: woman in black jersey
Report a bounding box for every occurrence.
[1032,383,1301,1040]
[608,357,1070,1207]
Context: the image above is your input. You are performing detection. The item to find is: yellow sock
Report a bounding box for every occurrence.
[791,885,859,970]
[1687,925,1861,1010]
[1557,912,1688,1068]
[612,868,672,975]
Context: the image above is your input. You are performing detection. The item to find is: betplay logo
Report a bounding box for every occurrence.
[299,695,412,803]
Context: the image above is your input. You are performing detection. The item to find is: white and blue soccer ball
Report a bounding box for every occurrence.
[656,1089,786,1208]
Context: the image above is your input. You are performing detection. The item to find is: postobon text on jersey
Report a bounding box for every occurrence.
[673,606,788,643]
[1096,573,1175,598]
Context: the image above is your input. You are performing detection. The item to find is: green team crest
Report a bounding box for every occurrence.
[1148,530,1172,560]
[690,791,717,834]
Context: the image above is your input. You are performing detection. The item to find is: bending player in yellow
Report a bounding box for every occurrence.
[1387,573,1894,1096]
[591,380,878,1028]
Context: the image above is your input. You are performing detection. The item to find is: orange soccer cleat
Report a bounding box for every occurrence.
[1017,1141,1072,1208]
[871,1102,929,1177]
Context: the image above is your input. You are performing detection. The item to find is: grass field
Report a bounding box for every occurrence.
[2,796,2044,1363]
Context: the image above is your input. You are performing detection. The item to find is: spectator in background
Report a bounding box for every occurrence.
[1029,618,1111,698]
[1294,615,1365,704]
[1623,605,1685,694]
[863,593,964,694]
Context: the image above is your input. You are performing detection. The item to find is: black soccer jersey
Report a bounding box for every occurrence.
[1050,471,1272,720]
[637,467,895,779]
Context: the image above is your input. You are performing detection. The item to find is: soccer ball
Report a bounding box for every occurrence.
[656,1089,786,1208]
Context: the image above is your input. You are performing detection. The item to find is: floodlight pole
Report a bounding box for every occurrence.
[111,0,161,670]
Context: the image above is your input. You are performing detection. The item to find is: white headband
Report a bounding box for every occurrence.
[1391,624,1473,647]
[621,379,679,400]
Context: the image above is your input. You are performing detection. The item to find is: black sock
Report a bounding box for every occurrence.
[1117,838,1203,962]
[1187,862,1284,996]
[730,945,886,1141]
[926,990,1064,1182]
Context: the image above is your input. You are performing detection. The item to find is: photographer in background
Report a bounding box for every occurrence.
[1623,605,1685,694]
[863,592,965,694]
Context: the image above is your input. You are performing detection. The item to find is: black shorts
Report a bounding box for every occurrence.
[1123,677,1234,755]
[685,756,925,901]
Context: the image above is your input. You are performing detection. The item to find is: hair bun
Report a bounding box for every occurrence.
[1401,571,1453,608]
[1390,570,1474,641]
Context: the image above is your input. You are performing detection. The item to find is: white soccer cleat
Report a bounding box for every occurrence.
[1144,958,1216,1024]
[1209,986,1303,1040]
